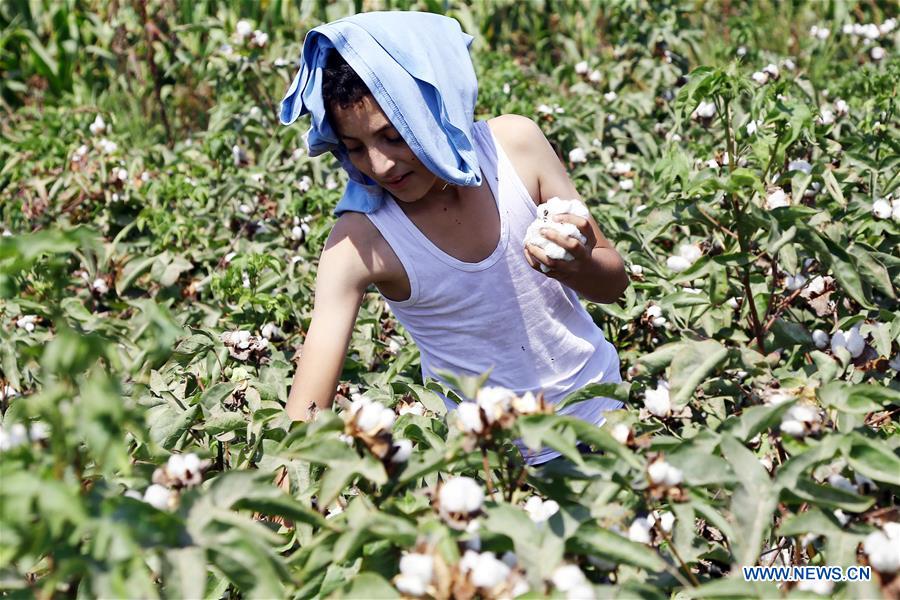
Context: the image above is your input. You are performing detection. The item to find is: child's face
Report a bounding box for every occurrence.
[331,95,444,203]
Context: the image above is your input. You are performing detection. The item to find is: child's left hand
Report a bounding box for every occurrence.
[524,213,598,280]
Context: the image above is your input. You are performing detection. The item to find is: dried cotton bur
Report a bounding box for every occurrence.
[455,386,554,452]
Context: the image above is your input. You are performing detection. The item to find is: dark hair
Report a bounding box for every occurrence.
[322,51,371,124]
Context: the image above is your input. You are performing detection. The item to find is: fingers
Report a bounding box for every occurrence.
[524,244,561,275]
[539,225,590,259]
[548,214,597,248]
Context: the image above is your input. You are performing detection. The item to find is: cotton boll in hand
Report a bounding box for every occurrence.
[524,197,590,273]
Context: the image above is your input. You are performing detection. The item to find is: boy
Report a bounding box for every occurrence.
[280,12,628,465]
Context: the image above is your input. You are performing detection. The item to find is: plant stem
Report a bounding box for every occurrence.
[662,530,701,587]
[481,446,497,501]
[721,99,766,353]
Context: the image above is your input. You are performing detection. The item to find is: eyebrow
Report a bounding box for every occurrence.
[339,124,396,142]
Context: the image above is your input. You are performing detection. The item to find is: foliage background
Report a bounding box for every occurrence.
[1,0,898,598]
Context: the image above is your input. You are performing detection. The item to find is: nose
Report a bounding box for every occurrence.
[365,146,397,179]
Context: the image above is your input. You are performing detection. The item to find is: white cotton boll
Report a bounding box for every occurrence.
[98,138,117,154]
[470,552,511,589]
[355,401,384,432]
[807,276,826,295]
[91,278,109,295]
[90,114,106,136]
[569,147,587,163]
[751,71,769,85]
[16,315,37,332]
[644,381,671,417]
[511,391,538,414]
[831,327,865,358]
[692,100,716,119]
[647,460,669,484]
[552,564,588,592]
[589,70,601,83]
[611,423,631,444]
[648,460,683,486]
[678,243,702,263]
[658,511,675,533]
[524,496,560,523]
[0,423,28,452]
[863,527,900,573]
[394,575,427,597]
[871,46,885,61]
[398,401,425,416]
[232,145,246,166]
[502,83,511,95]
[782,58,796,71]
[763,63,780,79]
[828,474,856,494]
[812,329,830,349]
[873,199,892,219]
[398,552,433,594]
[629,264,643,275]
[391,439,412,463]
[666,255,691,272]
[537,104,553,114]
[765,187,790,210]
[440,477,484,514]
[297,175,312,193]
[620,179,634,191]
[645,304,662,319]
[787,159,812,174]
[818,108,835,125]
[788,404,818,424]
[797,579,834,595]
[252,30,269,47]
[780,419,806,438]
[746,119,761,135]
[241,272,251,289]
[785,273,807,290]
[457,402,484,433]
[143,484,173,510]
[610,161,632,176]
[574,61,589,75]
[167,454,187,480]
[603,91,617,102]
[291,225,306,240]
[235,20,253,40]
[261,323,283,340]
[628,517,653,544]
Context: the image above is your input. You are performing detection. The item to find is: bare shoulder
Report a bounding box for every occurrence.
[324,211,398,288]
[486,114,549,206]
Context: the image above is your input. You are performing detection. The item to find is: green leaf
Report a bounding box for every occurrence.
[568,523,667,572]
[721,436,775,567]
[785,479,874,512]
[819,382,897,414]
[845,433,900,486]
[557,382,631,410]
[719,402,794,442]
[777,507,845,538]
[204,411,248,436]
[336,573,400,599]
[669,340,729,407]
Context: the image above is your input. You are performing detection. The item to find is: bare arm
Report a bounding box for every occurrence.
[495,114,629,303]
[286,215,374,421]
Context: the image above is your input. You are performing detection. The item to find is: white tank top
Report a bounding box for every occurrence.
[364,120,622,464]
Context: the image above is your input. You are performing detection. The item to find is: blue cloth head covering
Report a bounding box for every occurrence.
[279,11,481,217]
